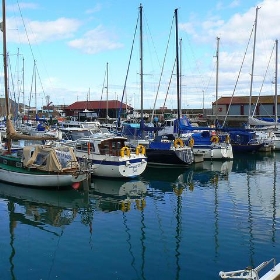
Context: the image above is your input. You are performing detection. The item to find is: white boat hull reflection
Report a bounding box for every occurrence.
[89,178,148,212]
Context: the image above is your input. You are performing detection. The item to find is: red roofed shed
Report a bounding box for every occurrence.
[64,100,133,119]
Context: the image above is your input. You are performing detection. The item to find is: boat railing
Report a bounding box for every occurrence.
[219,258,277,279]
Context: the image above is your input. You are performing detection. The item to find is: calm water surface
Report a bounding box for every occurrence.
[0,152,280,280]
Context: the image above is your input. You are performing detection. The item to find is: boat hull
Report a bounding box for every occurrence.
[76,152,147,178]
[146,148,194,166]
[261,263,280,280]
[192,144,233,160]
[0,167,85,188]
[231,143,264,153]
[0,155,86,188]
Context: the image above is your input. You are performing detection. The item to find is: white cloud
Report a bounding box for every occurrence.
[7,17,82,44]
[68,25,123,54]
[7,2,39,12]
[85,3,102,14]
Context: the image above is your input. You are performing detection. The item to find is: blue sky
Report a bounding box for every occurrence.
[2,0,280,111]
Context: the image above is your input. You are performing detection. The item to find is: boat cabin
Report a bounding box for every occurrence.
[75,137,127,156]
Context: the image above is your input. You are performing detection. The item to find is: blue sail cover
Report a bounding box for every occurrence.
[259,117,280,123]
[178,117,196,132]
[191,131,212,145]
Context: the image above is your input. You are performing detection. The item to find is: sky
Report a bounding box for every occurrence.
[1,0,280,112]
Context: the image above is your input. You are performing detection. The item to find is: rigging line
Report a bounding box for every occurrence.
[7,55,17,118]
[151,14,175,121]
[98,65,107,116]
[17,1,48,101]
[252,43,275,117]
[222,22,255,127]
[16,1,36,61]
[117,10,140,125]
[35,62,46,98]
[28,61,35,113]
[180,20,207,91]
[142,12,162,69]
[199,62,215,109]
[162,57,176,112]
[100,66,108,101]
[11,49,22,105]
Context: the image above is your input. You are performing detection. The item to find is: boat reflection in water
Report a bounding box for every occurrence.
[88,178,148,212]
[0,182,89,229]
[142,160,233,196]
[232,152,275,173]
[191,160,233,184]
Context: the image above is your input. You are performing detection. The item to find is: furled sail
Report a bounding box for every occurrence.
[6,119,57,141]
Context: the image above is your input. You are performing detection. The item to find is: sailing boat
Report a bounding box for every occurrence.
[126,6,194,166]
[0,0,88,188]
[248,39,280,150]
[219,7,264,154]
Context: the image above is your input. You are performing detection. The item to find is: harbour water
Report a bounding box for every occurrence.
[0,152,280,280]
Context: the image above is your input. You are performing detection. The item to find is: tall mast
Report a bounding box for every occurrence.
[23,57,25,119]
[179,38,182,117]
[106,62,108,122]
[248,7,260,122]
[2,0,11,153]
[139,4,143,123]
[175,8,180,134]
[215,37,220,122]
[2,0,9,120]
[275,39,278,128]
[34,60,37,115]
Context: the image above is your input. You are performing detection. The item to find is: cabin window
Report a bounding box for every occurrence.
[76,142,95,152]
[34,152,48,166]
[87,143,95,152]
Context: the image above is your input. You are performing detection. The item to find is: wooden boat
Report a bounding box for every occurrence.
[0,0,88,189]
[219,258,280,280]
[0,143,87,188]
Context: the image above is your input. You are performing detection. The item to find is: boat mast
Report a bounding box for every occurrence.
[275,39,278,128]
[106,62,108,122]
[139,4,143,124]
[248,7,260,123]
[2,0,8,119]
[215,37,220,124]
[175,8,180,135]
[2,0,11,152]
[34,60,37,116]
[23,57,25,120]
[179,38,182,117]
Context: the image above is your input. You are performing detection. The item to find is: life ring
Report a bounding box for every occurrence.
[136,199,146,210]
[225,134,230,144]
[188,137,194,147]
[120,146,131,157]
[136,144,146,155]
[211,135,219,144]
[173,186,184,196]
[120,201,131,212]
[174,138,184,148]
